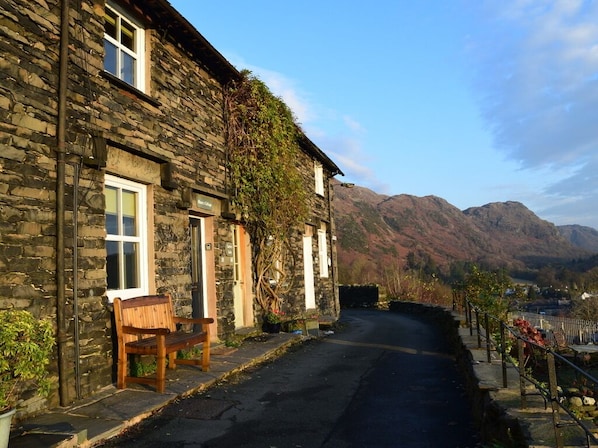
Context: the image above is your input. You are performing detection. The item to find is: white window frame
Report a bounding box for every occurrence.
[318,223,329,278]
[105,174,148,301]
[314,161,324,196]
[104,1,146,91]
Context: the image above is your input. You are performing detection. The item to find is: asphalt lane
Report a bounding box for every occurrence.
[99,309,480,448]
[325,309,479,447]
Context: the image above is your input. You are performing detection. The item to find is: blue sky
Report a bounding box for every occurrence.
[170,1,598,229]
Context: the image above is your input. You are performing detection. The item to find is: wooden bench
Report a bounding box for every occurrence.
[113,293,214,393]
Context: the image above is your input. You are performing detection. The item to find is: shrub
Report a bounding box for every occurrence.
[0,310,55,412]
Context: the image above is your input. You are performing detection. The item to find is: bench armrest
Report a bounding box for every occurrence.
[173,317,214,325]
[121,325,171,336]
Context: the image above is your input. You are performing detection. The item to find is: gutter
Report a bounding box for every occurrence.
[298,132,344,177]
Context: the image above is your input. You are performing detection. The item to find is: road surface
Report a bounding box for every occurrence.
[100,308,480,447]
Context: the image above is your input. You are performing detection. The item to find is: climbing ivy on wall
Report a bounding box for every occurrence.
[224,70,308,315]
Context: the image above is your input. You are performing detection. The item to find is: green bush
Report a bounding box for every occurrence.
[0,310,55,411]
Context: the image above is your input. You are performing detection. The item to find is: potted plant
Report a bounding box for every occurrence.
[262,309,285,333]
[0,309,55,448]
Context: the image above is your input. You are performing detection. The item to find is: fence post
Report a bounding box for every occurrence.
[517,338,527,409]
[500,322,507,388]
[475,309,481,348]
[468,302,473,336]
[546,352,564,448]
[485,313,491,363]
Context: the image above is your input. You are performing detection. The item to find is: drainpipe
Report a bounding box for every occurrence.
[328,180,351,319]
[327,179,339,319]
[56,0,70,406]
[73,161,81,400]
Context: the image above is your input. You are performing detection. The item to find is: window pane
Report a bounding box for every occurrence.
[314,162,324,195]
[106,241,119,290]
[122,52,135,86]
[104,40,118,76]
[105,185,118,235]
[122,189,137,236]
[121,19,135,50]
[318,228,329,277]
[105,9,117,39]
[123,242,139,288]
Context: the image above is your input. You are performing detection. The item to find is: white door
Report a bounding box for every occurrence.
[303,227,316,310]
[232,225,248,328]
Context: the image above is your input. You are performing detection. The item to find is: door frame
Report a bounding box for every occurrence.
[232,224,253,329]
[190,217,208,319]
[303,225,316,310]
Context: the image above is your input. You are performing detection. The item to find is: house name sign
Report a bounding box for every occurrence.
[191,192,222,215]
[195,194,213,210]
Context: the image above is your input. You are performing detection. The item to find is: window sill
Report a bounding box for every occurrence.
[101,71,161,108]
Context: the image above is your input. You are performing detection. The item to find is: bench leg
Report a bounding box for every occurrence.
[202,339,210,372]
[168,352,177,370]
[117,349,127,389]
[156,335,166,393]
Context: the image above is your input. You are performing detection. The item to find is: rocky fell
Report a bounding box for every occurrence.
[332,183,598,283]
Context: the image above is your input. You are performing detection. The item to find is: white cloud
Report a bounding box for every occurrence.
[252,68,313,125]
[472,0,598,165]
[342,115,366,134]
[218,54,315,125]
[314,133,389,193]
[467,0,598,227]
[251,71,313,125]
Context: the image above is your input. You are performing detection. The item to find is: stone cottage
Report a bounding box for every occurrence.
[0,0,343,416]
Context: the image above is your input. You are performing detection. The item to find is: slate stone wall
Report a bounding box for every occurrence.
[0,0,339,417]
[0,0,237,412]
[283,151,338,319]
[1,0,66,413]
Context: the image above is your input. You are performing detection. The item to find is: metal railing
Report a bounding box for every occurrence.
[463,299,598,448]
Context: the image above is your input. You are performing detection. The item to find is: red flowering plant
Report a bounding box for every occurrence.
[513,318,546,347]
[510,318,548,367]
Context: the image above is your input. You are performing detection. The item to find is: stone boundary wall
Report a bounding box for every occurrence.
[339,285,379,308]
[388,301,530,447]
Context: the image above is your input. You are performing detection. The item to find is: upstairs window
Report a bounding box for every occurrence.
[314,161,324,196]
[318,223,329,278]
[104,2,145,90]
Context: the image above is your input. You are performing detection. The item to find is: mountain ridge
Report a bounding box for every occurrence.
[332,183,598,283]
